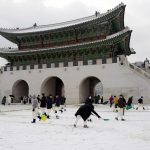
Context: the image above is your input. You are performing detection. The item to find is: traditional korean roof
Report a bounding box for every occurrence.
[0,27,135,56]
[0,3,125,36]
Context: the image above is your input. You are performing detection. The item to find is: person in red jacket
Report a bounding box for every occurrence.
[109,95,114,108]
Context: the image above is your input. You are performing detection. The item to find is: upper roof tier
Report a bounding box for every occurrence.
[0,3,127,52]
[0,3,125,35]
[0,27,135,56]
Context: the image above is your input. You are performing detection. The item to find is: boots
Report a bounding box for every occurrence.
[59,109,63,113]
[83,125,88,128]
[121,118,125,121]
[37,116,41,121]
[56,115,59,119]
[31,119,36,123]
[115,117,118,120]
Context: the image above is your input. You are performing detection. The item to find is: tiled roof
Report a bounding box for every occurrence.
[0,3,125,34]
[0,27,131,54]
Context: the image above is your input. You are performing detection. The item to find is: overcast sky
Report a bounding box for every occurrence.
[0,0,150,66]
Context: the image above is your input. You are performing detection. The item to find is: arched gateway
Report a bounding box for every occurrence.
[1,3,150,104]
[41,77,64,97]
[79,76,101,103]
[12,80,29,102]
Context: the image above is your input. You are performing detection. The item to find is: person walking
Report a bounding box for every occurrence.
[2,96,6,105]
[46,94,53,119]
[37,95,41,103]
[136,96,145,110]
[52,95,60,119]
[31,95,39,123]
[115,95,126,121]
[113,96,119,112]
[100,95,103,104]
[40,93,47,115]
[109,95,114,108]
[126,96,133,110]
[60,95,66,112]
[23,96,27,104]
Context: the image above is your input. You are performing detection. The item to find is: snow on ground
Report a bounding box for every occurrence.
[0,104,150,150]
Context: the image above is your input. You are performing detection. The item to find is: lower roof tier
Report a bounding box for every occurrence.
[0,28,134,66]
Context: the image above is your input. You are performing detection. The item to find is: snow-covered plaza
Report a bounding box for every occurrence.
[0,104,150,150]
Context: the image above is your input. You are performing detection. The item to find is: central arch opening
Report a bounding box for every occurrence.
[79,76,102,104]
[12,80,29,103]
[41,77,64,97]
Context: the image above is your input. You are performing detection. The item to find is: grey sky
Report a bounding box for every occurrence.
[0,0,150,65]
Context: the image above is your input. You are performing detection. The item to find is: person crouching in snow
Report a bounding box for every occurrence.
[74,102,101,128]
[115,95,126,121]
[31,95,39,123]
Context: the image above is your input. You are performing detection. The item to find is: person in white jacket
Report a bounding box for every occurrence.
[31,95,39,123]
[7,95,11,105]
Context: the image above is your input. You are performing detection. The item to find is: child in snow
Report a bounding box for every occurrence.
[74,101,101,128]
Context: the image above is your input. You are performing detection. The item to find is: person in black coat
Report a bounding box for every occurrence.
[60,96,66,112]
[40,93,47,115]
[37,95,41,103]
[115,95,126,121]
[74,103,101,128]
[52,95,60,119]
[2,96,6,105]
[55,95,63,113]
[136,96,145,110]
[46,94,53,119]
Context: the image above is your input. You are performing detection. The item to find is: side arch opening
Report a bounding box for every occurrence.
[41,76,65,97]
[79,76,103,104]
[12,80,29,102]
